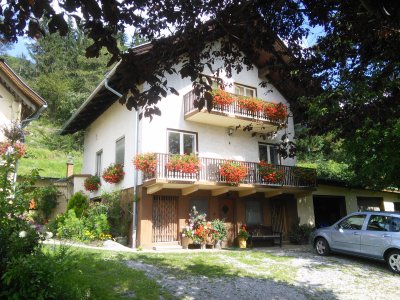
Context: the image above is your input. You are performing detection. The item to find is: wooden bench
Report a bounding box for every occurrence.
[247,225,282,247]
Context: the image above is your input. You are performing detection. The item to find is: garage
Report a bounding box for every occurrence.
[313,195,347,228]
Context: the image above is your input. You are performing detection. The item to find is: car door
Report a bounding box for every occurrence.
[331,214,367,253]
[361,215,394,258]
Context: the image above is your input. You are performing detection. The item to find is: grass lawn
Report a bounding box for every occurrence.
[43,246,172,300]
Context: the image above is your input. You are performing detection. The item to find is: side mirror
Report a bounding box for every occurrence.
[334,224,339,230]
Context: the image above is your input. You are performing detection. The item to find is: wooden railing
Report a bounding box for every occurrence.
[143,153,317,188]
[183,89,281,124]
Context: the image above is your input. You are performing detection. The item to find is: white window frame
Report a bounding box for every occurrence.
[115,136,125,165]
[234,83,257,97]
[167,130,197,155]
[258,143,279,164]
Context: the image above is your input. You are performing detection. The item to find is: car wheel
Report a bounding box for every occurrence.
[387,250,400,274]
[315,237,330,256]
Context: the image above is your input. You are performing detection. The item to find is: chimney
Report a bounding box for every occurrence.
[66,156,74,178]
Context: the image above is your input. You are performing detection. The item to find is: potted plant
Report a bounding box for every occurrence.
[263,102,288,123]
[238,225,249,248]
[84,175,101,192]
[292,167,316,185]
[211,89,236,107]
[195,222,212,249]
[258,161,285,184]
[219,161,248,185]
[102,163,125,184]
[211,219,227,249]
[166,153,200,175]
[181,226,194,249]
[288,219,314,245]
[133,152,157,176]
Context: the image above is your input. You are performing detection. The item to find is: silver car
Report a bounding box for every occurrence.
[310,211,400,274]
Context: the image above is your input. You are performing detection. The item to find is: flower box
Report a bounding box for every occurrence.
[102,163,125,184]
[219,161,248,185]
[133,153,157,176]
[166,154,200,175]
[84,175,101,192]
[258,161,285,184]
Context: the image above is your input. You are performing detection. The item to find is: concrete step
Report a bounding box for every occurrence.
[152,244,183,251]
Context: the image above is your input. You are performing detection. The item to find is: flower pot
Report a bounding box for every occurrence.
[238,237,247,249]
[200,243,207,250]
[214,240,222,249]
[181,236,192,249]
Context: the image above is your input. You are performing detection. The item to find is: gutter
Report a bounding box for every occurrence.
[103,75,139,249]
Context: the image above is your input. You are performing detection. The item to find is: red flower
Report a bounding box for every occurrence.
[220,161,248,185]
[133,153,157,174]
[166,154,200,175]
[102,163,125,184]
[258,161,285,184]
[211,89,236,107]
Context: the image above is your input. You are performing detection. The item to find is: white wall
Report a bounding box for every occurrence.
[0,83,22,141]
[82,100,137,195]
[139,60,295,165]
[83,55,296,192]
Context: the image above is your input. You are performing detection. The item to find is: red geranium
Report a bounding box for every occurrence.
[258,161,285,184]
[84,175,101,192]
[166,154,200,174]
[133,153,157,175]
[219,161,248,185]
[0,141,26,159]
[211,89,236,107]
[237,97,264,114]
[263,102,288,123]
[102,163,125,184]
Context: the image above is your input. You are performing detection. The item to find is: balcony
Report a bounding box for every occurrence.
[142,153,316,196]
[183,89,285,132]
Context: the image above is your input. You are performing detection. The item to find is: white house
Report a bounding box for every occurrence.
[0,59,47,140]
[61,40,400,248]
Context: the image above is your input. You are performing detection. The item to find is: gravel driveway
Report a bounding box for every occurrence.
[125,245,400,299]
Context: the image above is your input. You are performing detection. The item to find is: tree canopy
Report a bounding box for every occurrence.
[1,0,400,189]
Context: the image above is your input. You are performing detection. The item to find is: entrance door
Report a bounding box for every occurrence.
[271,202,287,238]
[152,195,178,243]
[219,198,235,246]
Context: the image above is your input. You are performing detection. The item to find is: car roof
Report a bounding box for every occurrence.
[351,211,400,217]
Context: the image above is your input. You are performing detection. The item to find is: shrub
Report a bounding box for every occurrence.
[288,219,314,244]
[56,210,84,240]
[102,191,131,237]
[67,192,88,218]
[1,247,86,299]
[33,185,60,223]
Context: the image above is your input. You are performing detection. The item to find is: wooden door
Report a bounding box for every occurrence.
[152,195,178,243]
[271,202,287,239]
[219,198,235,246]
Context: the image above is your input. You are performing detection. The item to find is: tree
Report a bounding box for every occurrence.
[1,1,399,188]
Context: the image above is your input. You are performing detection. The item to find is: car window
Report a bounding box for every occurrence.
[338,215,366,230]
[388,217,400,233]
[367,215,390,231]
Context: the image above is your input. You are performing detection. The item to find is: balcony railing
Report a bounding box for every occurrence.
[183,89,283,124]
[143,153,317,188]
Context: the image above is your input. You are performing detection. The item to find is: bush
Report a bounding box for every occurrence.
[56,210,84,240]
[288,219,314,244]
[33,185,60,223]
[67,192,88,218]
[1,247,87,299]
[101,191,131,237]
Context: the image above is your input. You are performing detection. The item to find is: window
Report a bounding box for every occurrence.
[190,198,208,216]
[338,214,366,230]
[246,201,262,225]
[167,130,197,155]
[388,217,400,233]
[234,84,256,97]
[95,150,103,177]
[394,202,400,212]
[115,136,125,165]
[259,143,279,164]
[357,197,382,211]
[367,215,390,231]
